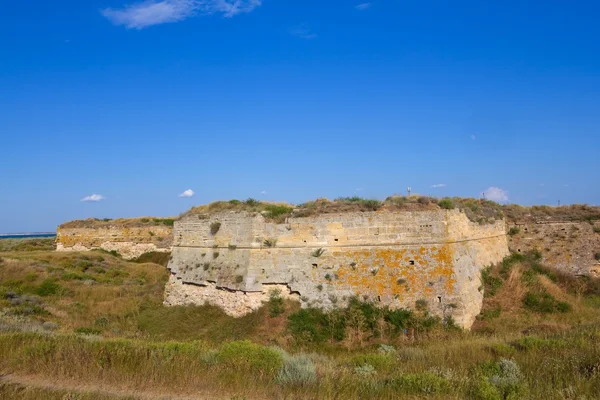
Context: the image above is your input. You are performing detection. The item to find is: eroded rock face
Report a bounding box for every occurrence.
[165,210,509,329]
[164,277,299,317]
[56,225,172,260]
[507,221,600,276]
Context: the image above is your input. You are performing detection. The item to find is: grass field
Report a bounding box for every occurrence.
[1,238,599,399]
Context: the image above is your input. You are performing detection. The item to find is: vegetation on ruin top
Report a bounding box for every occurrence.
[504,203,600,223]
[184,196,507,224]
[59,217,176,229]
[59,197,600,229]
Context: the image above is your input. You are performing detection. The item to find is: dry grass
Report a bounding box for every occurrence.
[504,203,600,223]
[59,217,176,229]
[0,238,55,252]
[2,248,600,399]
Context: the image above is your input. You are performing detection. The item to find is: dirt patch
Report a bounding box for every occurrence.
[0,373,229,400]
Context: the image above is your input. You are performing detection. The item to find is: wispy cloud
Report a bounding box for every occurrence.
[179,189,195,198]
[483,187,508,202]
[355,3,371,10]
[289,24,317,39]
[101,0,261,29]
[260,190,267,195]
[431,184,446,188]
[81,194,106,202]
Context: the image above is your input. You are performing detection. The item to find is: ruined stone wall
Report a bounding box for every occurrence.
[507,220,600,277]
[57,225,173,260]
[166,210,508,328]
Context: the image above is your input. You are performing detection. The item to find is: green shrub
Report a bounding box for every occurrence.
[350,353,396,373]
[287,308,329,343]
[152,218,175,227]
[384,308,413,332]
[508,227,520,236]
[499,252,525,278]
[210,222,221,235]
[479,306,502,320]
[481,267,503,297]
[218,341,283,376]
[268,289,284,317]
[235,275,244,284]
[510,336,567,351]
[523,291,571,313]
[471,377,502,400]
[595,252,600,261]
[438,198,454,210]
[35,280,61,297]
[276,353,317,386]
[593,226,600,234]
[263,205,294,222]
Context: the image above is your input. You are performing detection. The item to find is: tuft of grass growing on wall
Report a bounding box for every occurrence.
[311,248,325,258]
[210,221,221,235]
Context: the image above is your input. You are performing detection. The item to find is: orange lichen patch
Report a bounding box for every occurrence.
[334,245,456,301]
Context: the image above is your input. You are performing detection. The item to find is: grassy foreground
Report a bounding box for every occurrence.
[1,239,599,399]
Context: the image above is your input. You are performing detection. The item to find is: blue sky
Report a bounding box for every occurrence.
[1,0,599,232]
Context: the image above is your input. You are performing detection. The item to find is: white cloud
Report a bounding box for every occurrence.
[260,190,267,195]
[483,187,509,203]
[431,183,446,188]
[289,24,317,39]
[81,194,106,202]
[101,0,261,29]
[355,3,371,10]
[179,189,195,198]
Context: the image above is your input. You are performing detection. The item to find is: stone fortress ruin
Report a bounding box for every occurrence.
[165,206,508,329]
[56,198,600,329]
